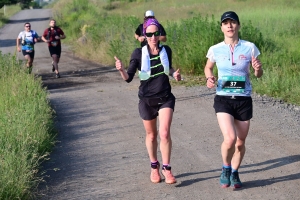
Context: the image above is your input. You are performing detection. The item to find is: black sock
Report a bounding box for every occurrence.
[151,161,159,169]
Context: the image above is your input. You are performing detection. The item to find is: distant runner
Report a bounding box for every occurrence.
[16,22,39,74]
[41,19,66,78]
[134,10,167,47]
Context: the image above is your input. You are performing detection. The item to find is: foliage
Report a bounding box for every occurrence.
[0,4,21,28]
[165,15,223,75]
[0,53,56,199]
[0,0,17,8]
[0,0,31,9]
[52,0,300,105]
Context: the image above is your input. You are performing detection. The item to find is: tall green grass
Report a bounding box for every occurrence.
[52,0,300,105]
[52,0,140,65]
[0,53,56,199]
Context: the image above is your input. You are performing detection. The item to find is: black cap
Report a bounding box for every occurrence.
[220,11,240,25]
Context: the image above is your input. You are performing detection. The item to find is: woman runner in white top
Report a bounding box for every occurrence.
[204,11,263,189]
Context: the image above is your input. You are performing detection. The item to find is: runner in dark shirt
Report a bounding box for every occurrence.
[115,18,181,184]
[134,10,167,47]
[41,19,66,78]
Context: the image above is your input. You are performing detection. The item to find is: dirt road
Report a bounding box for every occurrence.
[1,9,300,200]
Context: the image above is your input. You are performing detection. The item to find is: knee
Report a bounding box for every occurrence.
[235,140,245,151]
[159,130,170,142]
[146,131,157,141]
[223,137,236,148]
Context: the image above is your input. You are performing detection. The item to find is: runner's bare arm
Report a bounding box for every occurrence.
[252,56,263,78]
[55,34,66,40]
[16,37,21,52]
[159,35,167,42]
[114,56,129,81]
[204,59,216,88]
[41,35,49,43]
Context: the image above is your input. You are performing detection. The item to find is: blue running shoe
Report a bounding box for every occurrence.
[220,167,231,188]
[230,171,242,188]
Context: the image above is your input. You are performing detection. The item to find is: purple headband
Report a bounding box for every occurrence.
[143,18,161,36]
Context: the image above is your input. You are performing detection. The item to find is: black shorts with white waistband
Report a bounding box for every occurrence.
[22,50,35,59]
[138,93,175,120]
[213,95,253,121]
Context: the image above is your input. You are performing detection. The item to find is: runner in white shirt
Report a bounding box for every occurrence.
[16,22,39,73]
[204,11,263,189]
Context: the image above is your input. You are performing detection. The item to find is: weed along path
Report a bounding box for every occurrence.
[1,9,300,200]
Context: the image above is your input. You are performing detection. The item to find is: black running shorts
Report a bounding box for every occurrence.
[213,95,253,121]
[48,45,61,58]
[139,93,176,120]
[22,50,35,59]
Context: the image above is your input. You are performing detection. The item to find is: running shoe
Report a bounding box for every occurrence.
[220,167,231,188]
[52,61,55,72]
[162,165,176,184]
[55,73,60,78]
[230,171,242,188]
[150,162,161,183]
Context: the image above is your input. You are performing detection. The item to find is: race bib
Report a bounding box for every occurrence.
[221,76,245,93]
[51,41,58,46]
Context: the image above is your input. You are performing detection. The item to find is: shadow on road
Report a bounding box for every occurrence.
[8,17,50,24]
[0,39,18,48]
[175,155,300,188]
[39,66,118,90]
[175,169,219,188]
[240,154,300,189]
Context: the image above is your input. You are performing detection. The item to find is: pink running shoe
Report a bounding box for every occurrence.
[150,162,161,183]
[162,166,176,184]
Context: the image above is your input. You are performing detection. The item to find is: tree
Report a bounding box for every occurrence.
[0,0,31,9]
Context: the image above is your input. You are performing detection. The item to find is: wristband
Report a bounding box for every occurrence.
[206,76,214,81]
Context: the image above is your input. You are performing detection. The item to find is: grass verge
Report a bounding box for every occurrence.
[0,52,56,199]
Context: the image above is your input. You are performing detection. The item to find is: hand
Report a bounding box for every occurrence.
[173,69,181,81]
[206,76,216,89]
[252,56,262,71]
[137,36,145,43]
[55,36,60,40]
[114,56,124,72]
[17,47,21,52]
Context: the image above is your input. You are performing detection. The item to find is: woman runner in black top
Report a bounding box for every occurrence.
[115,18,181,184]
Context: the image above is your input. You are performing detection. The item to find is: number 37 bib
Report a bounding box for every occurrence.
[221,76,245,93]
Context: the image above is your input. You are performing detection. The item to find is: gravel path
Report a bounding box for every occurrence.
[1,9,300,200]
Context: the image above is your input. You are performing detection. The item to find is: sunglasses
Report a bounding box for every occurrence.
[145,31,160,37]
[25,26,31,27]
